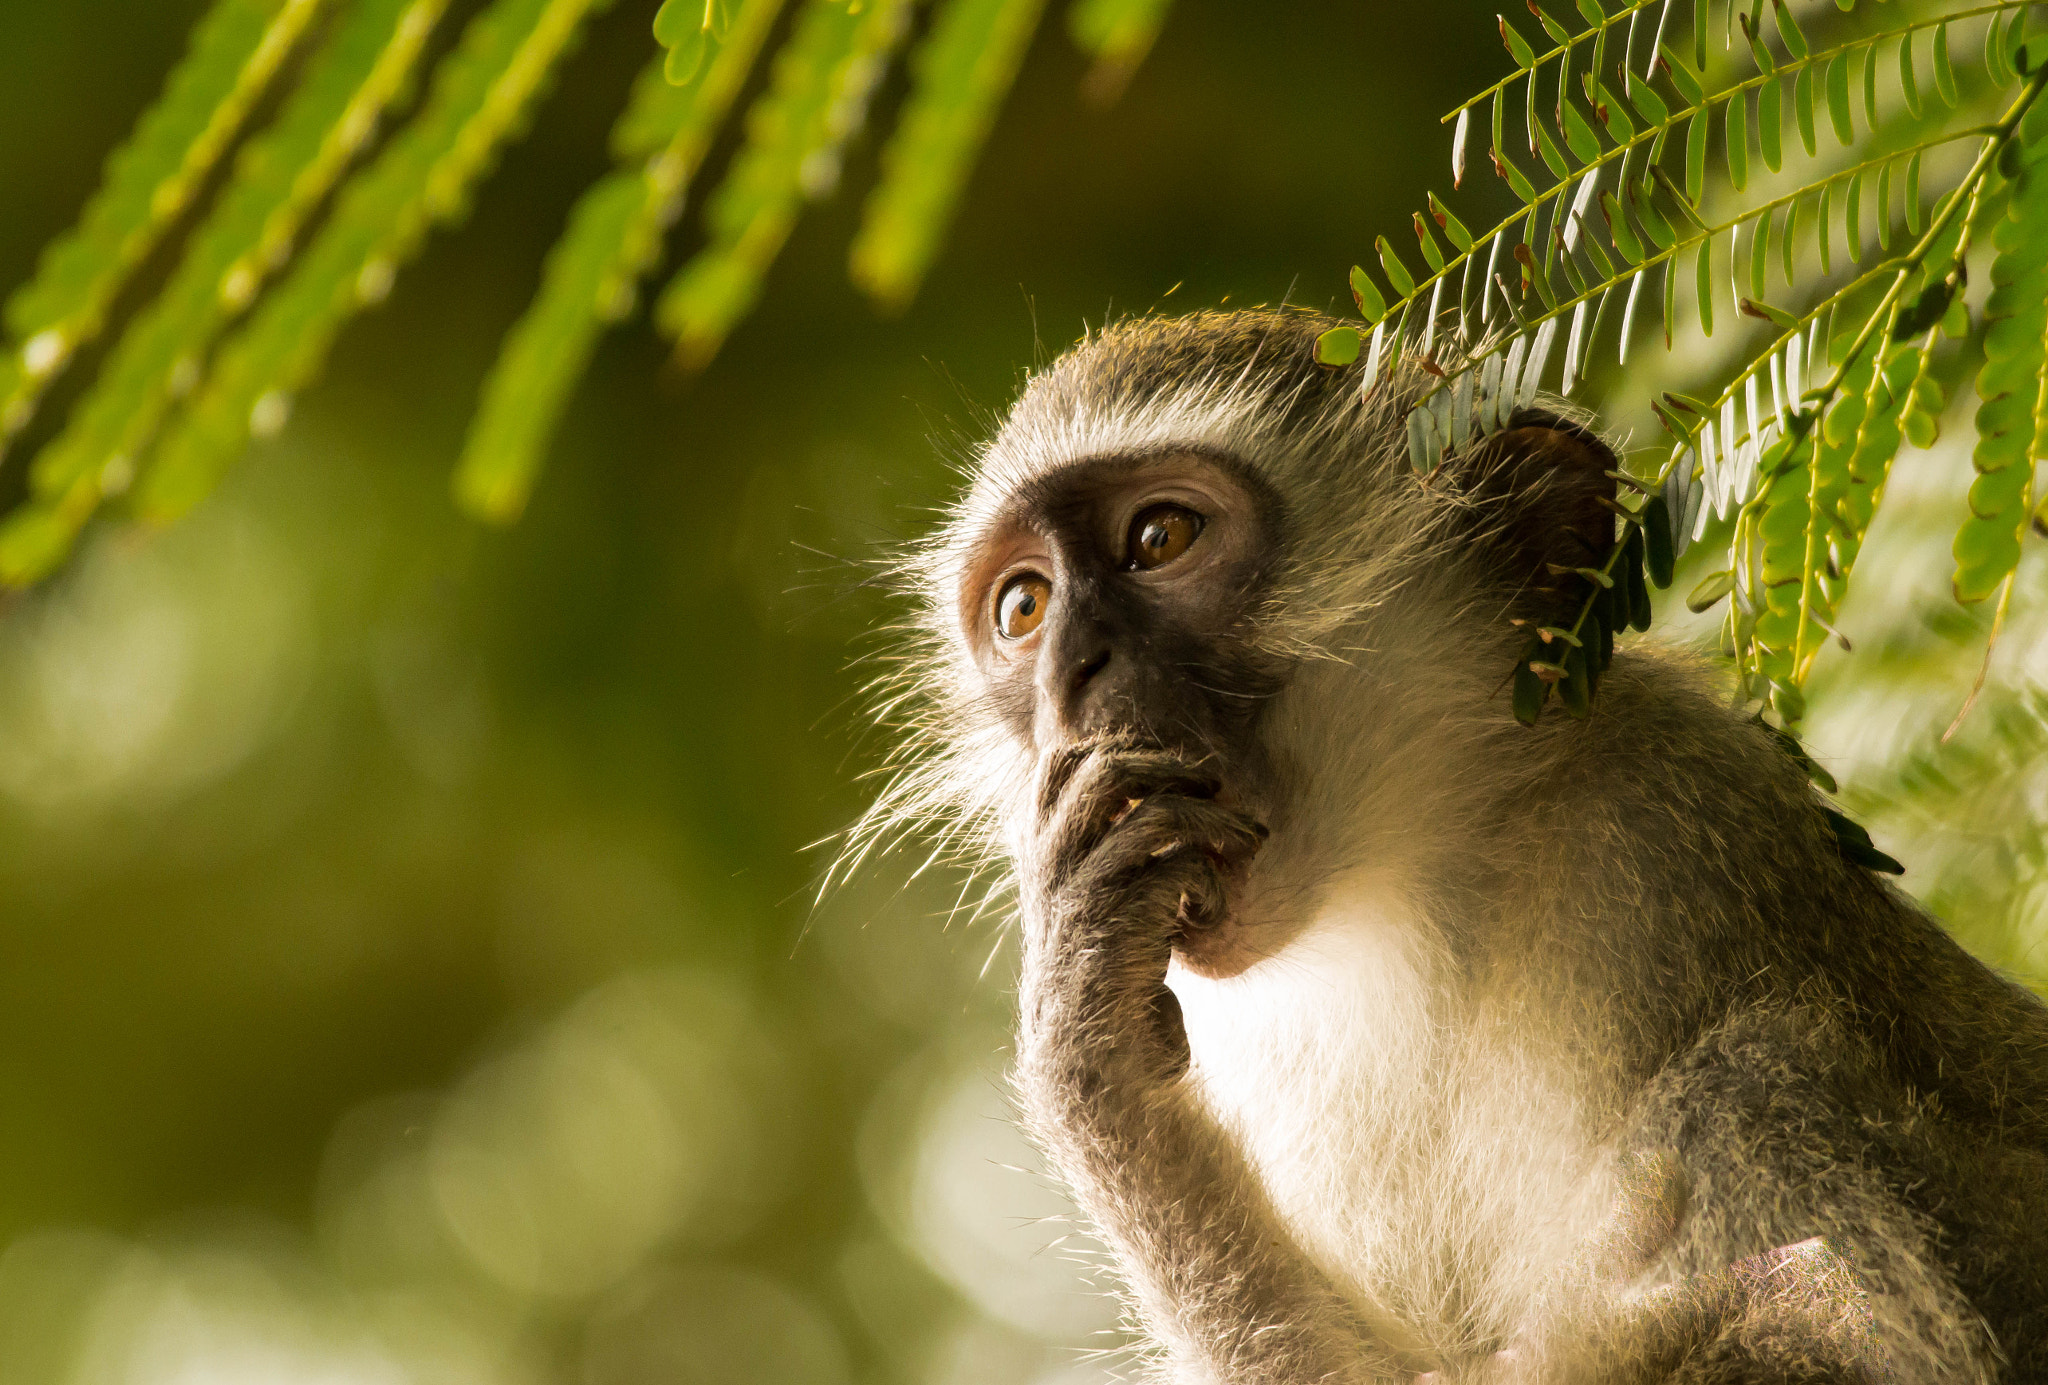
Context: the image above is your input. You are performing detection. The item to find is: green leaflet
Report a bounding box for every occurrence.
[19,0,450,530]
[1631,177,1674,251]
[0,0,327,446]
[1826,50,1853,144]
[1377,234,1417,297]
[1349,264,1387,322]
[1068,0,1172,76]
[1695,238,1714,336]
[1624,67,1667,127]
[1792,376,1860,674]
[850,0,1050,310]
[1601,189,1643,263]
[1661,44,1704,107]
[1768,0,1808,61]
[1561,99,1600,166]
[1836,339,1916,579]
[455,0,786,523]
[1428,193,1474,252]
[1817,181,1832,274]
[1686,108,1709,203]
[1752,436,1807,693]
[1880,160,1898,251]
[101,0,616,562]
[1314,325,1362,366]
[1535,113,1574,179]
[1750,206,1771,301]
[1987,11,2016,89]
[1933,22,1959,107]
[1726,91,1749,192]
[1412,213,1448,272]
[1593,79,1634,143]
[653,0,735,83]
[1794,64,1817,157]
[1845,169,1864,263]
[1493,146,1539,204]
[658,0,914,367]
[1758,75,1782,173]
[1498,15,1537,70]
[1900,30,1922,120]
[1956,160,2048,603]
[1781,196,1799,287]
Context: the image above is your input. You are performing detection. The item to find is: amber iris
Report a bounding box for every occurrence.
[995,573,1051,639]
[1128,503,1203,569]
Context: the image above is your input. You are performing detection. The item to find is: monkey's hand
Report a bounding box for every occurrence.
[1013,737,1267,1091]
[1008,742,1403,1384]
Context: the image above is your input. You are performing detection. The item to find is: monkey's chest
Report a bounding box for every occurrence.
[1168,916,1612,1355]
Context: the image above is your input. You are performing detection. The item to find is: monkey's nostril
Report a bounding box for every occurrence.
[1073,648,1110,689]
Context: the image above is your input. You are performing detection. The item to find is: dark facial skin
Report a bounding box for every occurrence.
[959,450,1290,974]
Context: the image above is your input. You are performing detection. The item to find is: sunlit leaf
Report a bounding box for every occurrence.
[119,0,620,553]
[1498,14,1536,69]
[850,0,1049,311]
[1725,91,1748,192]
[0,0,328,448]
[455,0,785,522]
[658,0,915,367]
[1315,325,1362,366]
[1899,30,1922,120]
[1933,21,1959,107]
[1758,76,1782,174]
[1825,49,1852,144]
[20,0,451,538]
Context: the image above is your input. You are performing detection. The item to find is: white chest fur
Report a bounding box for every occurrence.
[1167,885,1613,1357]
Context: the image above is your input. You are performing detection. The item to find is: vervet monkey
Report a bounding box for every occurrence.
[862,309,2048,1382]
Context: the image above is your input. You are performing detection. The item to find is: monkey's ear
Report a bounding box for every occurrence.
[1458,408,1621,608]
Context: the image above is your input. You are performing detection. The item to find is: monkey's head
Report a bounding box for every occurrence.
[863,308,1625,970]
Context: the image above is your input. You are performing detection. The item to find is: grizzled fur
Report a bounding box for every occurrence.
[854,308,2048,1382]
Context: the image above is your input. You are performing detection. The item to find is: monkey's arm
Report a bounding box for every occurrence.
[1012,742,1404,1384]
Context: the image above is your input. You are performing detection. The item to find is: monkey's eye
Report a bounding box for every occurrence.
[1127,503,1204,570]
[995,573,1051,640]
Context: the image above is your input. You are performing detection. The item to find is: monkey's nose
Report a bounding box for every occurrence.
[1071,647,1110,691]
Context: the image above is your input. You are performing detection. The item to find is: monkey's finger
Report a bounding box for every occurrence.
[1062,796,1263,903]
[1052,747,1221,839]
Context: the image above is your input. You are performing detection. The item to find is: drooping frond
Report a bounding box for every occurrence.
[8,0,450,559]
[1326,0,2048,736]
[654,0,918,367]
[0,0,1173,582]
[453,0,787,522]
[848,0,1052,311]
[0,0,328,448]
[108,0,617,558]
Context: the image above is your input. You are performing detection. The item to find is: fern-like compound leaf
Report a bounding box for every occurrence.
[455,0,786,523]
[1956,134,2048,602]
[0,0,327,450]
[17,0,450,547]
[850,0,1052,311]
[74,0,621,574]
[656,0,915,368]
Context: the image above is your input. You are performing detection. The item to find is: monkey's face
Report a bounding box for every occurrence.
[953,449,1292,939]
